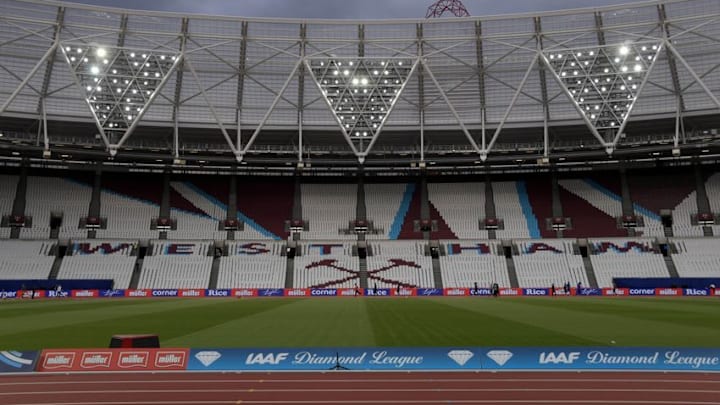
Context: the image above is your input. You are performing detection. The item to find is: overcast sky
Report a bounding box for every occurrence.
[66,0,652,19]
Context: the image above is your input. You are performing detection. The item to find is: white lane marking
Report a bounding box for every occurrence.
[2,377,720,387]
[3,388,720,396]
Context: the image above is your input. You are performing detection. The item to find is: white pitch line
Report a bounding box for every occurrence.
[3,388,720,396]
[2,377,719,386]
[6,400,720,405]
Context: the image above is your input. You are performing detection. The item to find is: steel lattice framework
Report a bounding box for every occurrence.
[426,0,471,18]
[0,0,720,167]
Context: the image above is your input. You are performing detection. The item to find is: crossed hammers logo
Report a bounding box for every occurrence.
[305,259,422,289]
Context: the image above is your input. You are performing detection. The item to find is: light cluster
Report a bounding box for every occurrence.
[63,45,178,135]
[310,59,413,139]
[546,42,660,131]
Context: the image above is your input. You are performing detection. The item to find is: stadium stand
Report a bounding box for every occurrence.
[589,239,669,287]
[514,240,588,288]
[671,238,720,278]
[57,240,137,289]
[294,242,359,288]
[169,181,226,240]
[558,177,627,238]
[705,173,720,235]
[365,183,408,240]
[368,241,433,288]
[138,241,213,289]
[95,174,160,240]
[218,241,287,288]
[236,179,294,240]
[301,183,357,240]
[0,175,16,239]
[22,176,92,240]
[439,240,509,288]
[626,170,701,237]
[494,181,533,239]
[428,182,488,239]
[0,240,55,279]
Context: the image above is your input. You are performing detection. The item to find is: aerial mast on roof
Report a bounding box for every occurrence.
[425,0,470,18]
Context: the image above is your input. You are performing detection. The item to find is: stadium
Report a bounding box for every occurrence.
[0,0,720,403]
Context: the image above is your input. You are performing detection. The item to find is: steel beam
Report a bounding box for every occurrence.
[539,53,608,148]
[240,60,303,159]
[422,61,482,155]
[666,41,720,111]
[236,21,248,151]
[303,59,360,157]
[298,23,306,162]
[659,5,686,113]
[486,54,538,153]
[535,17,550,158]
[417,23,425,163]
[360,59,421,159]
[0,43,58,116]
[475,21,487,152]
[113,53,184,150]
[35,6,64,153]
[171,18,188,159]
[611,45,663,146]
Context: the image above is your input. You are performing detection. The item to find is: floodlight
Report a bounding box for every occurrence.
[90,65,100,75]
[619,46,629,55]
[634,64,642,72]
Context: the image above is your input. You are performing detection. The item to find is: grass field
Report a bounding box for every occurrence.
[1,297,719,350]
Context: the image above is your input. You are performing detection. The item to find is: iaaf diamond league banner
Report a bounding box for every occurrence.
[188,347,720,372]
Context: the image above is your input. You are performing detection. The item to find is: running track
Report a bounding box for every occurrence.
[1,371,720,404]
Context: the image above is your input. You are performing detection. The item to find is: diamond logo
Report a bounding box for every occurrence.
[447,350,474,366]
[486,350,513,367]
[194,351,222,367]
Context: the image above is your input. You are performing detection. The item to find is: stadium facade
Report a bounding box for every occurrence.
[0,0,719,172]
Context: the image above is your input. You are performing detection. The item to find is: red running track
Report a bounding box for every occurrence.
[1,371,720,405]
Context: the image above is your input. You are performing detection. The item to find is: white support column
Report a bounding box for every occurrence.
[486,54,538,153]
[298,110,303,162]
[420,110,425,162]
[41,98,49,151]
[0,43,58,115]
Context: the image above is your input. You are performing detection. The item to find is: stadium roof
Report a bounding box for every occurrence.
[0,0,720,172]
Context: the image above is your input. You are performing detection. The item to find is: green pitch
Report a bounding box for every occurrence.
[1,297,719,350]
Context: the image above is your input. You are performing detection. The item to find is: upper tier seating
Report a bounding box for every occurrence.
[95,190,159,240]
[57,240,137,289]
[293,242,358,288]
[589,239,669,287]
[428,183,488,239]
[0,175,17,239]
[301,183,357,240]
[217,241,286,289]
[137,241,212,289]
[368,241,433,288]
[493,182,532,239]
[705,173,720,235]
[365,184,407,240]
[22,176,92,240]
[439,240,509,288]
[0,240,55,279]
[168,181,227,240]
[671,238,720,278]
[514,240,588,288]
